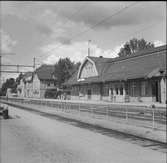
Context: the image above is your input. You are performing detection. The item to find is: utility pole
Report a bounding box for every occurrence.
[0,55,1,80]
[88,40,91,56]
[0,55,2,87]
[0,56,35,74]
[0,52,15,87]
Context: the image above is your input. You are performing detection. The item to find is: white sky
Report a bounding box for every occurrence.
[0,1,166,81]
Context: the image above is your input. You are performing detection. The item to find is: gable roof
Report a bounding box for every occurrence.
[35,64,55,80]
[87,56,113,75]
[22,71,33,82]
[64,45,166,86]
[23,71,33,78]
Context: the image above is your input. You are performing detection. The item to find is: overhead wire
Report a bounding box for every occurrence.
[128,22,164,39]
[70,2,139,40]
[39,2,140,61]
[111,22,165,55]
[38,2,90,60]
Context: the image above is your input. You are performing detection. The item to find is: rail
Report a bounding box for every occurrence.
[1,97,166,130]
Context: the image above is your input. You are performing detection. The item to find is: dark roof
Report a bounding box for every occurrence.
[108,44,167,63]
[35,64,55,80]
[22,71,33,82]
[65,45,167,86]
[23,71,33,78]
[88,56,113,63]
[88,56,113,75]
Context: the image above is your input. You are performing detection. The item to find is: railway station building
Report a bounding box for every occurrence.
[64,45,166,104]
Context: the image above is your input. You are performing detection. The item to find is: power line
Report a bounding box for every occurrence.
[110,22,164,55]
[39,2,139,60]
[70,2,139,40]
[0,53,16,86]
[0,55,35,77]
[58,2,139,49]
[0,70,31,74]
[38,2,90,60]
[1,64,33,67]
[128,22,164,39]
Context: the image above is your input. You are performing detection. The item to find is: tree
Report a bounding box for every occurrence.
[0,78,17,96]
[118,38,154,57]
[54,58,80,87]
[16,73,23,85]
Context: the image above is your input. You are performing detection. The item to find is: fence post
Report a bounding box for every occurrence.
[152,108,155,129]
[125,105,128,121]
[58,101,60,111]
[91,107,94,118]
[68,102,69,112]
[63,101,65,112]
[149,104,156,129]
[78,103,80,116]
[152,105,156,129]
[106,105,109,120]
[60,101,62,111]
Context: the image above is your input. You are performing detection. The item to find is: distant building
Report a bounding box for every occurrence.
[32,64,56,98]
[17,72,33,98]
[17,65,57,98]
[64,45,166,104]
[6,88,17,97]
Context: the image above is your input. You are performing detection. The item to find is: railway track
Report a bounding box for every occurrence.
[1,100,167,153]
[1,97,166,125]
[7,98,166,123]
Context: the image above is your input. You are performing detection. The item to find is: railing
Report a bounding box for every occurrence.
[1,97,166,130]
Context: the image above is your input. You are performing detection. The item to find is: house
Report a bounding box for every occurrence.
[32,64,56,98]
[6,88,17,97]
[17,64,57,98]
[17,72,33,98]
[64,45,166,104]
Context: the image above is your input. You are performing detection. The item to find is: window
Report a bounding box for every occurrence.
[141,81,145,96]
[120,87,123,95]
[141,81,149,96]
[145,81,149,96]
[47,83,50,86]
[87,89,91,100]
[131,82,136,96]
[116,88,119,95]
[125,83,129,95]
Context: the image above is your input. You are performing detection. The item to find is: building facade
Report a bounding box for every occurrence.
[17,65,57,98]
[17,72,33,98]
[65,45,166,104]
[32,65,56,98]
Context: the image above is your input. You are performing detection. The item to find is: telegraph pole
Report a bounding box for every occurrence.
[0,55,1,74]
[0,54,35,75]
[0,52,15,87]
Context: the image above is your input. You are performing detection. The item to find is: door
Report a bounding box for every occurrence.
[87,89,91,100]
[152,81,160,102]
